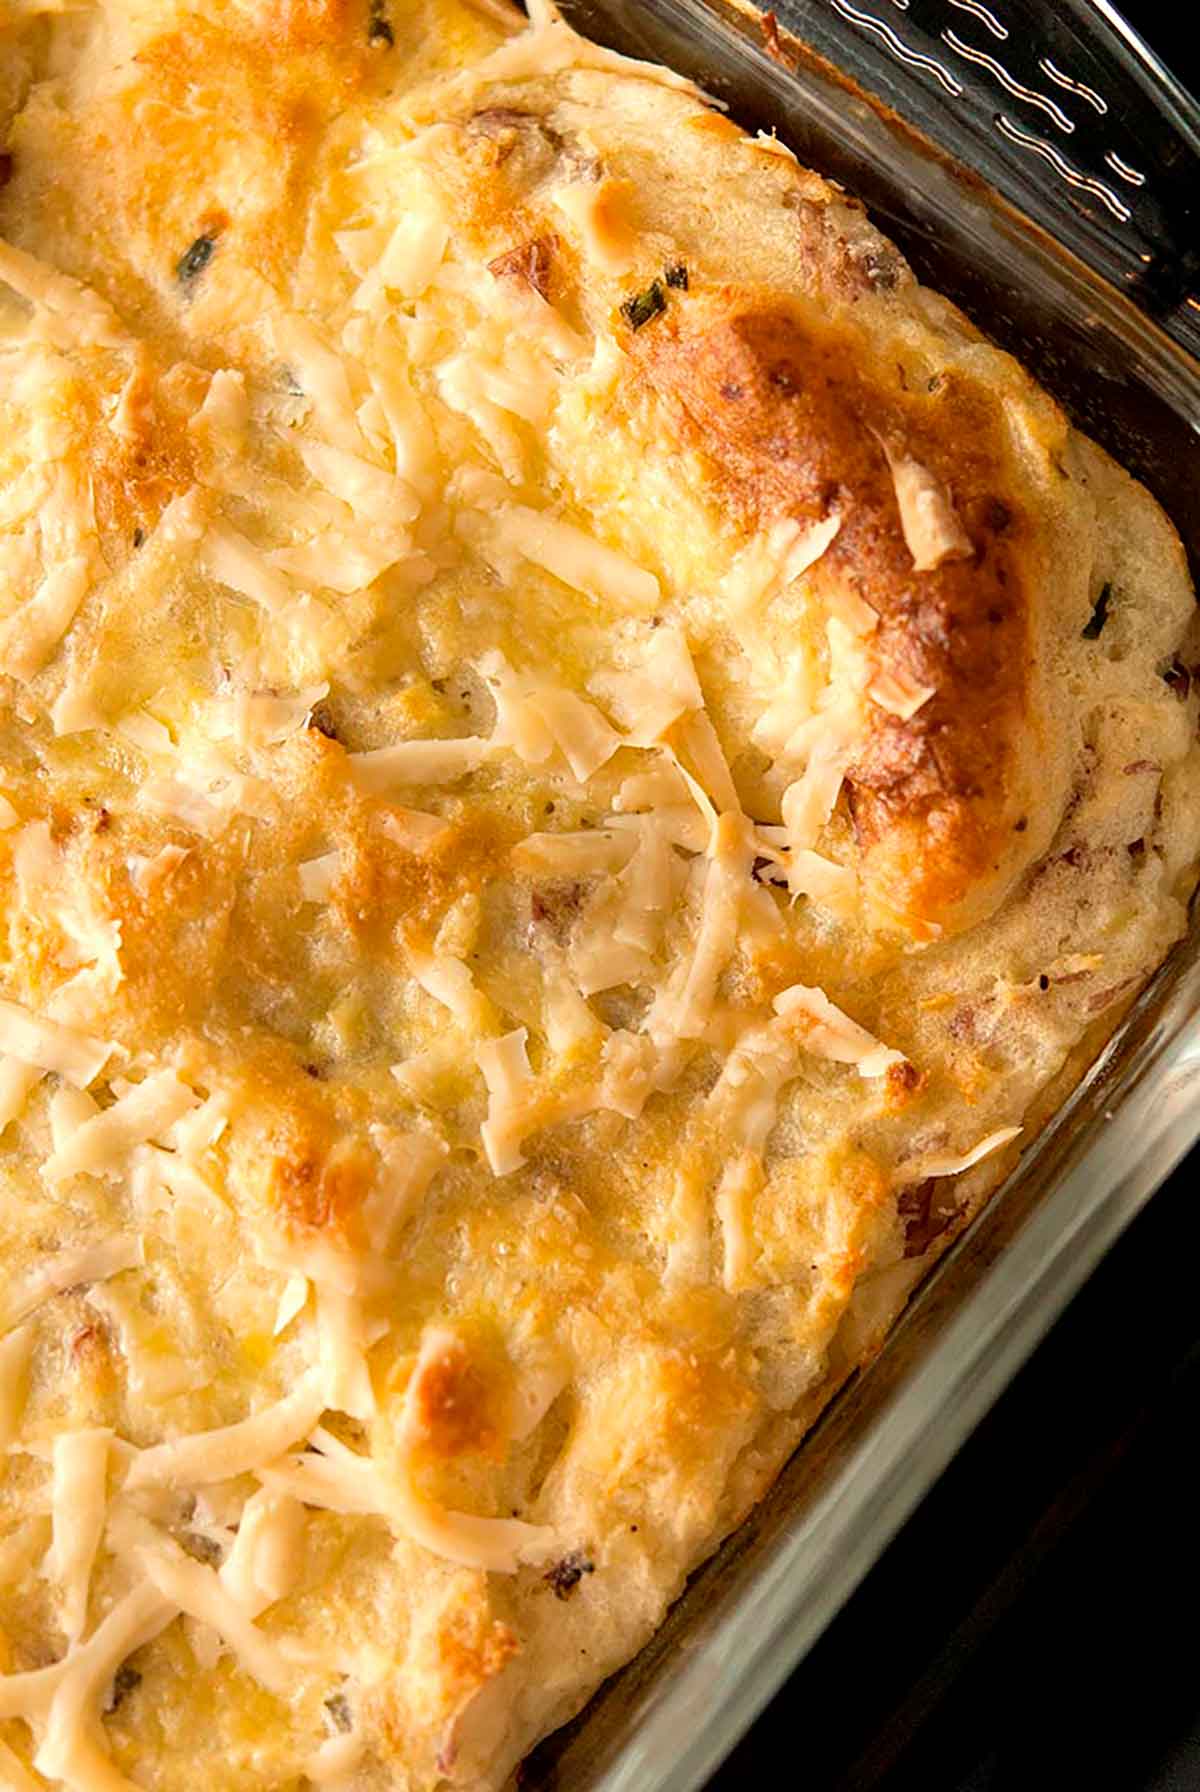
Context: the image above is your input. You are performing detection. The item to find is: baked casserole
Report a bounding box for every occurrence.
[0,0,1197,1786]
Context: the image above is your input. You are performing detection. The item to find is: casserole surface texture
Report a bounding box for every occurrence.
[0,1,1197,1786]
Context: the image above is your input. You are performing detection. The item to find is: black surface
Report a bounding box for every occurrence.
[709,1155,1200,1792]
[708,7,1200,1790]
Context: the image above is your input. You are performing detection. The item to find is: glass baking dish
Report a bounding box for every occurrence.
[518,1,1200,1787]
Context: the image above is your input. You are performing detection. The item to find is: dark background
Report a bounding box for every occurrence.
[710,7,1200,1790]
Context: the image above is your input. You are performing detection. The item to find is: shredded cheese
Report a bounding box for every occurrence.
[362,1128,448,1254]
[305,1733,366,1785]
[0,1057,43,1134]
[134,1543,292,1695]
[1,1236,143,1335]
[125,1369,328,1489]
[272,1273,309,1337]
[491,505,659,611]
[476,1029,533,1176]
[0,237,127,349]
[317,1287,377,1422]
[592,622,701,745]
[649,814,754,1043]
[884,450,973,572]
[44,1429,111,1642]
[511,829,634,876]
[772,985,905,1078]
[0,555,92,682]
[259,1424,556,1574]
[297,439,420,528]
[219,1488,306,1618]
[43,1070,200,1183]
[348,736,487,792]
[901,1125,1021,1182]
[202,522,295,616]
[715,1152,762,1292]
[868,667,936,720]
[271,315,366,456]
[352,210,449,309]
[14,1584,177,1790]
[719,514,841,615]
[407,945,494,1032]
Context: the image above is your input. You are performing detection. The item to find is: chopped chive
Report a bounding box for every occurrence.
[104,1664,142,1715]
[664,262,689,290]
[325,1692,353,1732]
[176,234,215,286]
[620,280,666,331]
[368,0,393,43]
[1081,582,1112,640]
[544,1550,595,1599]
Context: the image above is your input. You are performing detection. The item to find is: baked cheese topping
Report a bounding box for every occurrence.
[0,1,1197,1787]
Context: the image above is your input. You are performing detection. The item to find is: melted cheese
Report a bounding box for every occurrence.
[0,1326,32,1449]
[551,177,637,274]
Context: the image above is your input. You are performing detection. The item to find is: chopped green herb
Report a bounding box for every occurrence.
[544,1550,595,1599]
[368,0,394,44]
[1081,582,1112,640]
[132,527,145,549]
[180,1531,224,1567]
[325,1692,353,1732]
[176,234,215,286]
[664,262,689,290]
[620,280,666,331]
[104,1664,142,1714]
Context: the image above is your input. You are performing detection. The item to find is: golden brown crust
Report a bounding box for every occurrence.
[626,287,1034,935]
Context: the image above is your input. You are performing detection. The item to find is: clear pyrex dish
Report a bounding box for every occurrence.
[518,2,1200,1787]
